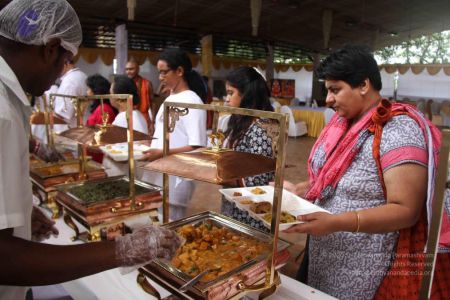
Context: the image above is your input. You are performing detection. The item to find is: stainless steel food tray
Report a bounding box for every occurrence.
[57,175,161,206]
[141,211,290,298]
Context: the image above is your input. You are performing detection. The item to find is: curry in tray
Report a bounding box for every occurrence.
[171,222,271,282]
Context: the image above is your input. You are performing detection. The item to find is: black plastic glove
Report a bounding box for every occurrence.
[115,225,182,268]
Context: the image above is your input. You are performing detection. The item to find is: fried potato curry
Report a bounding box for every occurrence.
[171,222,270,282]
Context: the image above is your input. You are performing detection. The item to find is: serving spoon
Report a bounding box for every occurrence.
[179,266,221,292]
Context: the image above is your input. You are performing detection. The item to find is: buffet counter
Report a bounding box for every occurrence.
[41,210,337,300]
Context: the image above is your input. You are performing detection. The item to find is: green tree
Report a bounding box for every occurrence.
[375,30,450,64]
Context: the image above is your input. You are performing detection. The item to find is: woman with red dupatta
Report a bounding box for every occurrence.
[284,45,450,299]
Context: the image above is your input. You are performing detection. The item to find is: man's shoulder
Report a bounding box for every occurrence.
[64,68,87,81]
[0,81,15,119]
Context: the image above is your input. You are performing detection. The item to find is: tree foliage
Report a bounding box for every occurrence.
[375,31,450,64]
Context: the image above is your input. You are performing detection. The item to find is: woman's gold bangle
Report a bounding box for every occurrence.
[354,211,361,233]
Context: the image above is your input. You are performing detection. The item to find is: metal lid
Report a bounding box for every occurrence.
[58,125,152,146]
[30,112,66,124]
[141,148,275,184]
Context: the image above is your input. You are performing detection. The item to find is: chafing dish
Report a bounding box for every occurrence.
[30,160,106,218]
[55,176,162,242]
[141,148,276,185]
[139,102,289,299]
[139,212,290,300]
[30,154,45,169]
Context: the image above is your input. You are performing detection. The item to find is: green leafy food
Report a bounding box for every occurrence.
[68,180,150,204]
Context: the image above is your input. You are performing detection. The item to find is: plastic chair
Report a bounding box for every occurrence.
[280,105,307,137]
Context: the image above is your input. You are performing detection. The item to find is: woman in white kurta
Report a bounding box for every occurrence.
[140,48,207,220]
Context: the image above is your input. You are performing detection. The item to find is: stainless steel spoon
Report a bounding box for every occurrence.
[179,267,221,293]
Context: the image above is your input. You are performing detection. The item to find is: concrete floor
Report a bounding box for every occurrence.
[186,136,316,279]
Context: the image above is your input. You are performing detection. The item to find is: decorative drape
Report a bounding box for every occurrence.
[73,48,450,77]
[380,64,450,76]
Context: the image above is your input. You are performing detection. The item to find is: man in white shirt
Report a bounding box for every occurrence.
[53,59,87,130]
[0,1,181,299]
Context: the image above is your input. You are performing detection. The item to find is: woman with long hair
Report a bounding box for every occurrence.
[141,48,207,220]
[221,66,275,230]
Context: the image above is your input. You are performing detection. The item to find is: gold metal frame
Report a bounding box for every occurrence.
[49,93,140,209]
[419,129,450,299]
[159,101,288,297]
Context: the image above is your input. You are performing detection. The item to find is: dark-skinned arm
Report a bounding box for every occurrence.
[0,227,117,286]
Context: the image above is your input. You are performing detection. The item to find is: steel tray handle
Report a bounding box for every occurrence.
[137,270,161,300]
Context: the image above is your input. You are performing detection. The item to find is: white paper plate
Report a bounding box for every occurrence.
[219,185,330,230]
[100,143,151,162]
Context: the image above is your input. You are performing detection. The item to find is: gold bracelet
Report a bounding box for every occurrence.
[354,211,361,233]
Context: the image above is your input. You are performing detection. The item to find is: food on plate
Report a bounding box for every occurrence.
[172,222,270,282]
[109,149,123,154]
[250,201,272,214]
[232,192,242,197]
[239,198,254,205]
[262,211,297,223]
[250,187,266,195]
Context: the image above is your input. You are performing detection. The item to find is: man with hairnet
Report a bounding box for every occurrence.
[0,1,181,299]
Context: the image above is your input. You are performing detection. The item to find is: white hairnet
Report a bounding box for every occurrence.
[0,0,82,56]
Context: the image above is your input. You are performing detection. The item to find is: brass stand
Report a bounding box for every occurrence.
[52,94,154,242]
[139,102,288,299]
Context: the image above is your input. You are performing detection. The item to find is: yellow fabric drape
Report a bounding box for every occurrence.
[291,109,325,138]
[73,48,450,77]
[398,65,409,75]
[427,66,441,75]
[411,66,425,74]
[444,67,450,76]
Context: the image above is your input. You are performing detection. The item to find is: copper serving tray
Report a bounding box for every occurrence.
[141,149,276,184]
[30,160,106,189]
[140,211,290,299]
[30,111,66,124]
[55,176,162,226]
[58,125,152,146]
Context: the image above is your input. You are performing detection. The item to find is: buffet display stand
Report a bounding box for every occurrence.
[29,93,106,219]
[137,102,292,299]
[52,94,161,242]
